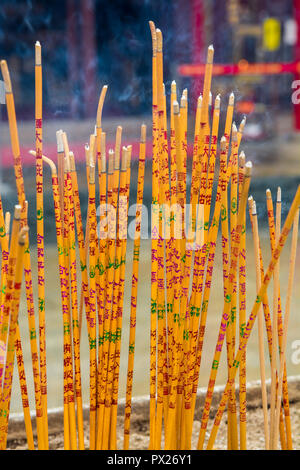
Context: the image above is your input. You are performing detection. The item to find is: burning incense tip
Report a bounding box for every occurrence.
[0,60,12,93]
[239,151,246,167]
[266,188,272,199]
[173,100,179,114]
[207,44,214,64]
[245,161,253,176]
[229,92,235,105]
[156,29,163,52]
[56,130,64,153]
[209,91,212,106]
[35,41,42,65]
[14,204,22,220]
[108,149,114,174]
[197,95,202,108]
[215,94,221,109]
[141,124,146,143]
[277,186,282,202]
[180,95,187,108]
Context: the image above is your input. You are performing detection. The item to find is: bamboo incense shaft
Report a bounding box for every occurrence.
[247,188,286,449]
[87,158,97,450]
[149,19,158,450]
[227,123,239,450]
[61,136,77,451]
[0,228,32,449]
[206,183,300,449]
[35,41,48,446]
[189,137,234,421]
[1,59,48,446]
[0,206,34,451]
[270,187,281,449]
[155,29,168,448]
[96,132,107,409]
[183,95,220,447]
[96,149,118,449]
[238,152,247,449]
[109,146,132,450]
[69,152,90,342]
[65,153,85,450]
[273,207,299,447]
[100,132,122,450]
[266,189,292,449]
[249,198,269,449]
[197,161,252,450]
[42,154,70,449]
[101,146,127,450]
[124,126,146,450]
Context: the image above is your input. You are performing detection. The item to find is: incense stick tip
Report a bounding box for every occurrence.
[141,124,147,143]
[277,186,281,202]
[207,44,214,63]
[245,161,252,176]
[173,100,179,114]
[56,130,64,153]
[266,188,272,199]
[215,94,221,108]
[252,200,257,215]
[229,92,235,105]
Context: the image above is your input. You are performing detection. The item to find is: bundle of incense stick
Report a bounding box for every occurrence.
[0,22,298,450]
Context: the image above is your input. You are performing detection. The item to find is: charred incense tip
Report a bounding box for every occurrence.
[141,124,147,143]
[149,21,157,55]
[239,151,246,167]
[183,88,188,99]
[14,204,22,220]
[19,226,29,245]
[89,160,95,185]
[277,186,282,203]
[64,154,71,173]
[5,212,10,235]
[171,80,176,94]
[156,29,163,53]
[215,94,221,109]
[232,122,238,140]
[101,132,106,173]
[266,188,272,199]
[252,199,257,216]
[207,44,214,64]
[229,92,235,106]
[121,146,127,171]
[127,145,132,169]
[114,147,121,171]
[96,85,108,127]
[173,100,180,115]
[239,116,246,132]
[180,95,187,109]
[69,151,75,172]
[220,136,226,151]
[245,161,252,177]
[108,149,114,174]
[209,91,212,106]
[56,130,64,153]
[0,60,12,93]
[35,41,42,65]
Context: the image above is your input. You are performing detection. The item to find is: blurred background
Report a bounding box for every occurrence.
[0,0,299,415]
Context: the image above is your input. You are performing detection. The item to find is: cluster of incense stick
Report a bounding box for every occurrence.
[148,21,300,450]
[0,21,299,451]
[0,43,146,450]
